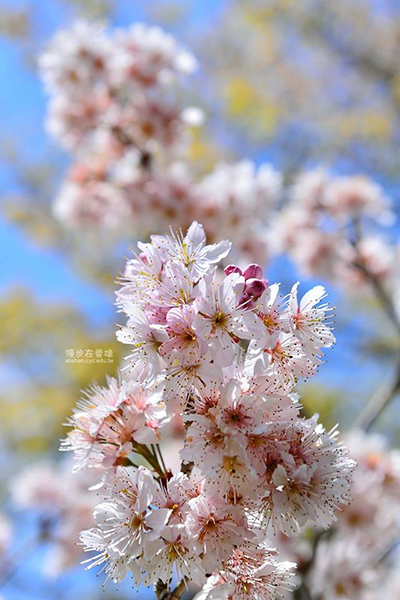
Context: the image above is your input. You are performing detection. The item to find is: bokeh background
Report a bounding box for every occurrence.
[1,0,400,598]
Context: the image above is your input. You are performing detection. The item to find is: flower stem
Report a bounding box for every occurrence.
[154,578,187,600]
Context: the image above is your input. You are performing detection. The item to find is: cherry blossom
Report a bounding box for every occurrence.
[41,22,283,265]
[23,17,400,598]
[61,378,168,473]
[58,222,354,597]
[270,169,396,292]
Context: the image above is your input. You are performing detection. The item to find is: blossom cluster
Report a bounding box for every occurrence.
[61,377,168,474]
[41,21,400,285]
[306,429,400,600]
[267,428,400,600]
[59,222,355,598]
[40,20,197,229]
[271,169,396,286]
[40,21,280,262]
[5,14,397,599]
[40,20,198,153]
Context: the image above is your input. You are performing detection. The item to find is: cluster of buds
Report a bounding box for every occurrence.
[225,263,268,307]
[61,222,354,598]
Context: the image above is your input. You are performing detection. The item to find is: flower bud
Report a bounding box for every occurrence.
[245,278,268,299]
[225,264,242,276]
[243,263,263,280]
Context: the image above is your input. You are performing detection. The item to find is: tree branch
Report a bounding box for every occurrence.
[349,238,400,429]
[354,355,400,431]
[353,258,400,335]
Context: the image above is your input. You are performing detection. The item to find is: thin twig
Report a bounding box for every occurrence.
[155,579,170,600]
[133,442,165,478]
[293,529,331,599]
[354,356,400,430]
[170,578,188,600]
[350,240,400,429]
[154,578,187,600]
[355,260,400,334]
[156,444,168,474]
